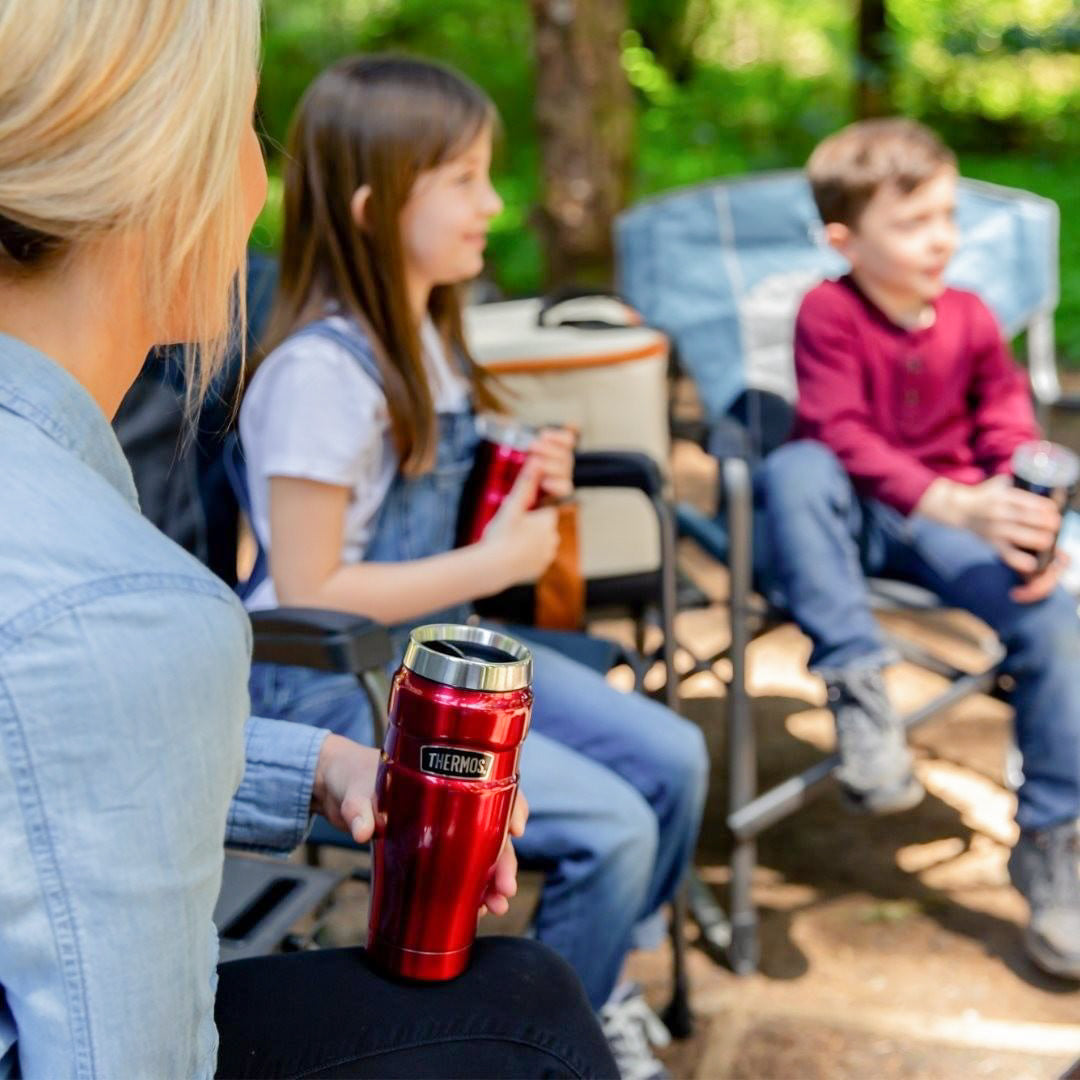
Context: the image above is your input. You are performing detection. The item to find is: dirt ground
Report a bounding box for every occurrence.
[308,389,1080,1079]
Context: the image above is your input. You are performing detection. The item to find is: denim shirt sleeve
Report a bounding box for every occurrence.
[0,577,250,1080]
[226,716,329,853]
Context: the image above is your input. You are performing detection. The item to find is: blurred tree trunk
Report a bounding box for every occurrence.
[855,0,894,118]
[529,0,634,287]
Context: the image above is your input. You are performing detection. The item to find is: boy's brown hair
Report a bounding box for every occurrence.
[807,118,957,228]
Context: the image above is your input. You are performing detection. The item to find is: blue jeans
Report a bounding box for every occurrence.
[759,440,1080,831]
[249,637,707,1010]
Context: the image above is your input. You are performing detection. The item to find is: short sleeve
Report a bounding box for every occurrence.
[242,336,386,490]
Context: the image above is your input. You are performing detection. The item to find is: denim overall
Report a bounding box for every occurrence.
[247,317,708,1009]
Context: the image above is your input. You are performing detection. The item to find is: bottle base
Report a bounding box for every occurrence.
[368,937,473,982]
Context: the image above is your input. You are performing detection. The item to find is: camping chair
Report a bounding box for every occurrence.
[615,170,1063,974]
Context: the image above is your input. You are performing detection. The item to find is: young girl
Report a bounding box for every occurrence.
[241,55,707,1074]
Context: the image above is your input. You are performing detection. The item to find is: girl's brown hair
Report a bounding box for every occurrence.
[262,54,499,475]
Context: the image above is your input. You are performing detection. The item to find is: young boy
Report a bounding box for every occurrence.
[759,118,1080,978]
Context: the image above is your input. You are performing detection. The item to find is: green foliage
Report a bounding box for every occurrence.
[256,0,1080,366]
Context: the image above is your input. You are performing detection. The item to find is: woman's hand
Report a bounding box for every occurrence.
[311,734,528,919]
[310,734,380,844]
[529,426,576,501]
[480,459,559,587]
[480,790,529,917]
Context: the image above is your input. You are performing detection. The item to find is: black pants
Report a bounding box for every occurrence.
[215,938,617,1079]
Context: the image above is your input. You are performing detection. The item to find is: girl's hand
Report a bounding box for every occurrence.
[311,734,380,844]
[479,790,529,917]
[480,459,559,587]
[529,426,576,500]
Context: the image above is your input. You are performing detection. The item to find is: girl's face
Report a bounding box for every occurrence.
[400,124,503,292]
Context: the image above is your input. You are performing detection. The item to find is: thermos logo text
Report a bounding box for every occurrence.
[420,745,494,781]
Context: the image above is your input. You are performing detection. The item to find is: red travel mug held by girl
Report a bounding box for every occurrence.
[367,624,533,981]
[456,415,538,545]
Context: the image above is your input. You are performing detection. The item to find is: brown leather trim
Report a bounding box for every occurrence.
[481,338,669,375]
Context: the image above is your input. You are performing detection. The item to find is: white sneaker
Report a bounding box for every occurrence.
[599,982,672,1080]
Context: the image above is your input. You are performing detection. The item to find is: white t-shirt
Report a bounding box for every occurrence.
[239,314,469,610]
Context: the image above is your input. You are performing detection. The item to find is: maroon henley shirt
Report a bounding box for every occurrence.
[791,274,1038,515]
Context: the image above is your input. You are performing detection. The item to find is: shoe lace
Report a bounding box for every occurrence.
[600,991,671,1080]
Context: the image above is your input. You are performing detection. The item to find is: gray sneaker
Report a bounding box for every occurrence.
[826,668,925,815]
[1008,820,1080,980]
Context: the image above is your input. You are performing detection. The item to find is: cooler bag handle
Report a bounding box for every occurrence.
[536,285,640,330]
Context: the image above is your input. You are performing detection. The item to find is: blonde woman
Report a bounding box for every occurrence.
[0,3,614,1078]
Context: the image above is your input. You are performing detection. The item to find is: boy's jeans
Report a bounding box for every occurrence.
[759,439,1080,832]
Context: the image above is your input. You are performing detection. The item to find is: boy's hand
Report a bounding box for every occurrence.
[528,426,577,501]
[920,476,1061,576]
[1010,549,1069,604]
[959,475,1061,575]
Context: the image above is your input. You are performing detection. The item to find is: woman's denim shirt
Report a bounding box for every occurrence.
[0,335,328,1078]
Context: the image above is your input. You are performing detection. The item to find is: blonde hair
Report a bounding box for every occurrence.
[0,0,261,404]
[807,118,956,228]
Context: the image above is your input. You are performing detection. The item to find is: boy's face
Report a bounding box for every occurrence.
[827,166,958,311]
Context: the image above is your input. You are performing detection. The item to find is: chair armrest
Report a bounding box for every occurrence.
[250,607,393,675]
[573,450,664,497]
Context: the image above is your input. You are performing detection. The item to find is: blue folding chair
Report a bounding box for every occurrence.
[615,170,1064,974]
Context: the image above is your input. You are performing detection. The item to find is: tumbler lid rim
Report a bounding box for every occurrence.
[404,624,533,692]
[475,413,537,452]
[1012,439,1080,486]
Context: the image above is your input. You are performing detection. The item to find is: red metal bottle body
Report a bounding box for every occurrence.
[457,416,537,545]
[367,626,533,981]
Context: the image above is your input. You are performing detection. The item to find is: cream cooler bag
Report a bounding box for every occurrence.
[464,296,670,586]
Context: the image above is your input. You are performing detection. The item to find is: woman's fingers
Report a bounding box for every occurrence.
[478,839,519,918]
[509,789,529,837]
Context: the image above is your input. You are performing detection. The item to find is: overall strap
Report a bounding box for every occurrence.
[290,317,384,387]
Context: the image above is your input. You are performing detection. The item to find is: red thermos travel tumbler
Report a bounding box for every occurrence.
[456,415,538,545]
[367,623,533,981]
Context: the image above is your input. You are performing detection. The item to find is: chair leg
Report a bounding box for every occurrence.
[728,837,759,975]
[662,876,694,1038]
[722,456,759,975]
[688,870,732,960]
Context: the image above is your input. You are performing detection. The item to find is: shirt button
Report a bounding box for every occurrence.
[905,355,923,373]
[904,389,920,406]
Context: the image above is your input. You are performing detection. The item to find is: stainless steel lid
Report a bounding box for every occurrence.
[1013,440,1080,487]
[403,624,533,692]
[475,413,537,452]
